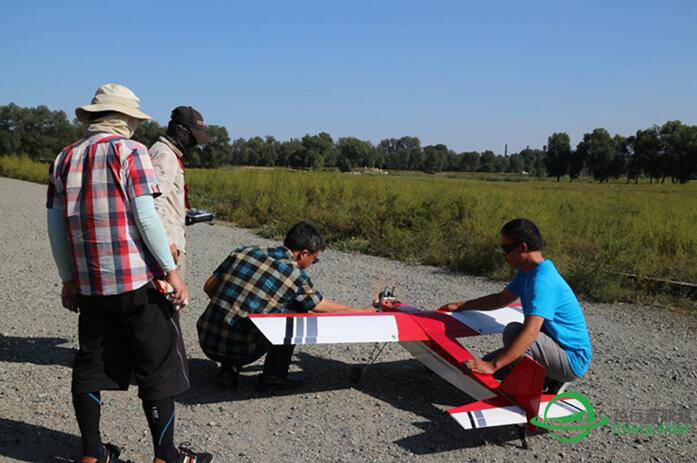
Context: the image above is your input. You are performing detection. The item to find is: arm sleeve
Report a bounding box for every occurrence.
[126,145,161,200]
[151,151,181,246]
[47,208,73,282]
[292,273,324,312]
[213,254,235,279]
[132,195,176,272]
[152,150,179,201]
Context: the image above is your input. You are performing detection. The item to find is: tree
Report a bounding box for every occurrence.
[260,136,280,166]
[192,125,231,167]
[632,127,662,183]
[567,150,584,181]
[460,151,480,172]
[544,132,571,181]
[302,132,334,169]
[0,103,24,155]
[519,148,546,176]
[337,137,372,170]
[611,135,628,180]
[478,150,496,172]
[493,155,509,173]
[624,135,641,183]
[279,138,305,169]
[133,120,165,148]
[659,120,697,184]
[577,128,622,183]
[422,144,449,173]
[508,153,524,173]
[1,104,81,161]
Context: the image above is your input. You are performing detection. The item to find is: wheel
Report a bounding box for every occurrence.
[350,366,363,384]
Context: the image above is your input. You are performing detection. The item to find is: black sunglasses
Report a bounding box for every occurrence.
[303,250,320,264]
[500,241,522,255]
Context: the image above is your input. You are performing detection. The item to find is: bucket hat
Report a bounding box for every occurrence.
[75,83,151,122]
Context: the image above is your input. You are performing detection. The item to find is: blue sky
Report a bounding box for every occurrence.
[1,1,696,153]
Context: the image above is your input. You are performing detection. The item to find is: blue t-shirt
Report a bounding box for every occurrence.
[506,259,592,377]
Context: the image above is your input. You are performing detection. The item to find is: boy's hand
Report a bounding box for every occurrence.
[464,358,496,375]
[61,280,79,312]
[438,301,465,312]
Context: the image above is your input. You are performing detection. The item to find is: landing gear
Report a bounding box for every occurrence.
[518,425,529,449]
[350,342,387,387]
[350,366,363,384]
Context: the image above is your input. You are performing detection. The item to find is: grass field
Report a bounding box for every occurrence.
[3,155,696,305]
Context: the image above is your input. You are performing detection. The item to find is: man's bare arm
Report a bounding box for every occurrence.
[465,315,544,375]
[312,298,375,314]
[439,288,518,312]
[203,276,220,298]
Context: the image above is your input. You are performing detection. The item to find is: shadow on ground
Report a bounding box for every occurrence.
[0,336,74,367]
[0,418,82,462]
[179,352,528,454]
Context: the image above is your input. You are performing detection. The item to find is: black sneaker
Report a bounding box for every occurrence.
[215,364,239,390]
[176,442,213,463]
[256,373,305,392]
[544,379,571,395]
[91,443,120,463]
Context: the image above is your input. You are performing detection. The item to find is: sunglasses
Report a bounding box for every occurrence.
[500,241,522,255]
[303,251,320,264]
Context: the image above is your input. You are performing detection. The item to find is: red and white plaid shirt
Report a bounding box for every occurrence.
[47,133,164,296]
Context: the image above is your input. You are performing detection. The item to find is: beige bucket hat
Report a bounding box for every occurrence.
[75,83,152,122]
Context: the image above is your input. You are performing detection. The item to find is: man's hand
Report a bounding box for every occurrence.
[373,298,395,310]
[438,300,465,312]
[61,281,79,312]
[166,270,189,307]
[464,358,497,375]
[169,244,180,264]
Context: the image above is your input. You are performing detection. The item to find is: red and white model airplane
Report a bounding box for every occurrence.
[249,288,583,445]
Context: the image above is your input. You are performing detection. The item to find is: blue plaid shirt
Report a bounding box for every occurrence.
[197,245,323,361]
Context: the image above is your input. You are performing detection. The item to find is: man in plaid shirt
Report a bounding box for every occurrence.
[47,84,211,463]
[198,220,375,391]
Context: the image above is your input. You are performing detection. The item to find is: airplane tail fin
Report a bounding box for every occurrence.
[448,356,547,431]
[498,355,546,430]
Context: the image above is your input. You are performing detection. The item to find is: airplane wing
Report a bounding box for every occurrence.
[448,304,524,335]
[248,302,525,345]
[392,302,524,336]
[248,312,429,345]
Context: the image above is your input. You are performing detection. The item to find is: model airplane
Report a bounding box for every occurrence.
[248,288,583,445]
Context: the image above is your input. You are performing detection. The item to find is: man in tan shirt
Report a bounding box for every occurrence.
[150,106,210,276]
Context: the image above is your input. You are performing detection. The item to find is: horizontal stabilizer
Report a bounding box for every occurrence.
[449,395,585,431]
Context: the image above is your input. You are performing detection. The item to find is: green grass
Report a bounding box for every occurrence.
[188,167,697,305]
[0,155,49,184]
[3,155,696,306]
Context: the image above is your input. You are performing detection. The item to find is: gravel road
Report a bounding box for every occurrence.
[0,176,695,463]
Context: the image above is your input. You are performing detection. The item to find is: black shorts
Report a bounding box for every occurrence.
[72,283,190,400]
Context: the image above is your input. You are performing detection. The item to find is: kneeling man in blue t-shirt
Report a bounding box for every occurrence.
[440,218,592,390]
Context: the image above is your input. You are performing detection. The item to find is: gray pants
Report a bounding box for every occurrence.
[483,322,578,383]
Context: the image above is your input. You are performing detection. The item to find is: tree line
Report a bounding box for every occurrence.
[1,102,695,183]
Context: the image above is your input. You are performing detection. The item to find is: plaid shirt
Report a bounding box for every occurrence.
[46,133,163,296]
[197,245,323,361]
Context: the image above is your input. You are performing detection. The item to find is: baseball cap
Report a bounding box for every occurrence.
[170,106,210,144]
